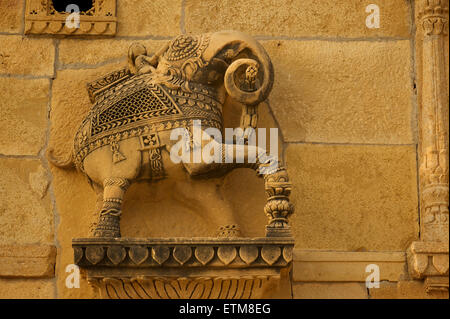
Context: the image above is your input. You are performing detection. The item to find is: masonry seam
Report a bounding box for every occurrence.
[38,38,63,299]
[284,141,417,147]
[20,0,26,34]
[180,0,186,34]
[59,57,127,70]
[409,0,421,240]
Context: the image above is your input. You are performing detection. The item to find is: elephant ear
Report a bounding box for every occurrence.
[127,41,170,75]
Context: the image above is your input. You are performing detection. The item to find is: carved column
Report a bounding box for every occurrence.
[407,0,449,294]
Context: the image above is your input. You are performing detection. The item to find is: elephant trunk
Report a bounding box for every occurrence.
[206,31,274,107]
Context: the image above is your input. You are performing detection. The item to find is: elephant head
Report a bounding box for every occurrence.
[128,30,274,132]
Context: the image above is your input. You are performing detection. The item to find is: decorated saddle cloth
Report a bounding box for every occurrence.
[73,69,223,165]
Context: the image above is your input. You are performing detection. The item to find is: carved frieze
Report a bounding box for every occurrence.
[25,0,117,35]
[73,238,293,299]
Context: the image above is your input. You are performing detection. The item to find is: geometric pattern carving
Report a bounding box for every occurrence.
[91,84,181,136]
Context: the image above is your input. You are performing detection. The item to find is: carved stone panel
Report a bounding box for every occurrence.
[25,0,117,36]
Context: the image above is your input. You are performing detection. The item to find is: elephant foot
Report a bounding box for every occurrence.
[217,224,241,238]
[93,211,121,238]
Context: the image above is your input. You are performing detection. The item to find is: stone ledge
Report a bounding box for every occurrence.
[73,237,294,270]
[73,237,293,299]
[0,244,57,278]
[292,250,406,282]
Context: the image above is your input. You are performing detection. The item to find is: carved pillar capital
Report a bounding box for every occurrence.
[417,0,449,35]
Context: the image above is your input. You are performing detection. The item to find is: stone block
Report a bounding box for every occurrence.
[185,0,411,38]
[0,244,56,277]
[286,144,419,250]
[293,282,368,299]
[369,280,449,299]
[292,250,406,282]
[0,78,49,156]
[0,0,24,33]
[0,279,55,298]
[0,158,53,244]
[58,39,166,67]
[263,40,415,144]
[116,0,181,37]
[0,36,54,76]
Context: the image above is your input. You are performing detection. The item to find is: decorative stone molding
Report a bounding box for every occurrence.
[25,0,117,36]
[408,0,449,295]
[407,242,449,292]
[0,244,57,278]
[73,238,293,299]
[88,276,280,299]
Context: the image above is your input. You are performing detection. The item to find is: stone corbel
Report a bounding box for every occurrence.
[25,0,117,36]
[73,238,293,299]
[407,0,449,295]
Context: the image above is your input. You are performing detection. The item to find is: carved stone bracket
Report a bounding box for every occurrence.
[73,237,294,299]
[25,0,117,36]
[407,241,449,293]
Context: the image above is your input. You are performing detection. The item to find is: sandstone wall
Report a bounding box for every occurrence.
[0,0,447,299]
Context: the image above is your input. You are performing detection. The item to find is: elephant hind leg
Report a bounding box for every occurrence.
[93,177,131,238]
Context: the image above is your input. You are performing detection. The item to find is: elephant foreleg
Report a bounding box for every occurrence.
[93,177,131,238]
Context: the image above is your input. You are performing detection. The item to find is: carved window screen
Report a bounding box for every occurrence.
[25,0,117,36]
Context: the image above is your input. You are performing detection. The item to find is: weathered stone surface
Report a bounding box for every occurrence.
[293,282,368,299]
[0,0,24,33]
[58,39,166,67]
[292,250,406,282]
[29,164,49,199]
[0,78,49,156]
[0,36,54,76]
[116,0,181,37]
[0,279,54,298]
[369,281,449,299]
[185,0,411,38]
[0,244,56,277]
[0,158,53,244]
[263,40,415,144]
[286,144,419,250]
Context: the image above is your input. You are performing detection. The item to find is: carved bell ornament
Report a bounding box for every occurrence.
[47,30,295,299]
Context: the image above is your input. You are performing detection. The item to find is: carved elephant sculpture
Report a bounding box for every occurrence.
[48,30,294,238]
